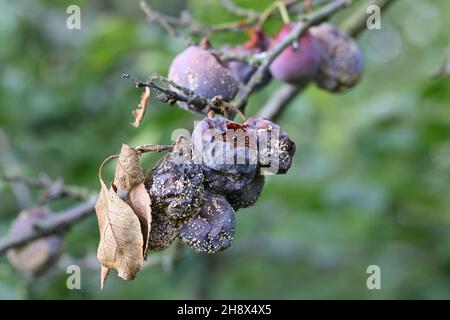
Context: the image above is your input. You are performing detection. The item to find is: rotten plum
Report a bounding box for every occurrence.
[147,206,182,251]
[244,117,296,174]
[191,117,258,193]
[310,23,364,92]
[227,173,265,211]
[148,154,204,221]
[179,190,235,253]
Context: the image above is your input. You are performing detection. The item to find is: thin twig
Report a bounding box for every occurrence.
[220,0,259,19]
[125,74,241,117]
[0,129,34,209]
[257,84,306,121]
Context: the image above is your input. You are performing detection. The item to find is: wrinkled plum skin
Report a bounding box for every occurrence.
[168,46,238,101]
[310,23,364,92]
[180,190,236,253]
[244,117,296,174]
[227,173,265,211]
[192,117,258,193]
[149,154,204,220]
[269,23,324,85]
[147,206,182,251]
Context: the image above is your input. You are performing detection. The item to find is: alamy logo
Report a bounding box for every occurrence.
[366,265,381,290]
[66,265,81,290]
[367,5,382,30]
[171,122,282,175]
[66,5,81,30]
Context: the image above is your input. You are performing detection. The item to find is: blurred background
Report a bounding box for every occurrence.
[0,0,450,299]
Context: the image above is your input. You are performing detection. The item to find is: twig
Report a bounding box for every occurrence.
[135,144,174,154]
[234,0,352,113]
[140,0,334,36]
[0,196,97,254]
[0,174,92,201]
[0,129,34,209]
[220,0,259,19]
[124,74,239,117]
[257,84,307,120]
[139,0,205,38]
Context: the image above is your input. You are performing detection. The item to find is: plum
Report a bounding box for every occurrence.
[244,117,296,174]
[147,206,182,251]
[269,23,324,85]
[310,23,364,92]
[168,45,239,105]
[191,117,258,193]
[148,153,204,221]
[179,190,235,253]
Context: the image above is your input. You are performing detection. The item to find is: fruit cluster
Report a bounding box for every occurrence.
[145,117,295,253]
[168,22,363,106]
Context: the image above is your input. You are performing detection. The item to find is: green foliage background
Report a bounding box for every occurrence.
[0,0,449,299]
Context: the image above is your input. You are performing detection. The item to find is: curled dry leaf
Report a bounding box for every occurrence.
[126,183,151,258]
[114,144,145,191]
[96,181,144,285]
[95,144,152,288]
[131,86,151,128]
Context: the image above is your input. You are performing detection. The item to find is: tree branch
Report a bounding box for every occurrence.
[220,0,259,19]
[0,174,92,201]
[0,128,34,209]
[0,196,97,254]
[257,83,307,120]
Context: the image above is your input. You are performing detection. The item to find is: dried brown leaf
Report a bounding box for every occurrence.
[114,144,144,191]
[96,183,144,282]
[126,183,152,258]
[95,179,109,234]
[131,87,151,128]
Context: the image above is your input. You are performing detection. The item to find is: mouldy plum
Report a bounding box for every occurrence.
[179,190,236,253]
[191,117,257,193]
[244,117,296,174]
[310,23,364,92]
[223,29,272,90]
[149,154,204,221]
[269,23,324,86]
[227,173,265,211]
[147,206,182,251]
[168,46,239,104]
